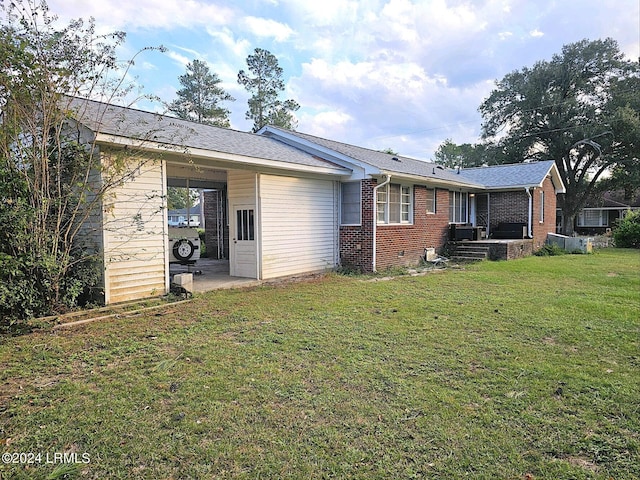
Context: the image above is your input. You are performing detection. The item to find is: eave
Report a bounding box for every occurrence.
[94,132,352,177]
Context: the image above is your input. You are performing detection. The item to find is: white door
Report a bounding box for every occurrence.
[231,205,257,278]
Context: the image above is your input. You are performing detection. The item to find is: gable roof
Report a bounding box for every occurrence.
[583,189,640,209]
[259,126,480,188]
[65,97,350,176]
[260,126,566,192]
[457,161,565,192]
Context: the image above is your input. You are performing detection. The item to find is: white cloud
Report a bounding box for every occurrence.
[165,50,191,68]
[530,29,544,38]
[243,16,294,42]
[47,0,235,31]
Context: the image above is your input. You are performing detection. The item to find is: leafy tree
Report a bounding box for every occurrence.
[168,59,234,127]
[0,0,162,323]
[166,187,198,210]
[433,139,495,168]
[237,48,300,132]
[379,148,398,155]
[479,38,640,234]
[613,210,640,248]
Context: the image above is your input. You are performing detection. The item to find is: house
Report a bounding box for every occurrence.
[69,98,564,305]
[562,189,640,235]
[258,128,565,271]
[167,206,202,227]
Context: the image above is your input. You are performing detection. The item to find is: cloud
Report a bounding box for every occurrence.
[243,16,295,42]
[69,0,235,30]
[165,50,191,68]
[530,29,544,38]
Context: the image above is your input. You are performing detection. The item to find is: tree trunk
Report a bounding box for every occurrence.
[562,211,576,236]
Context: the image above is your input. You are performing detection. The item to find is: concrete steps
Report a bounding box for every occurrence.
[448,241,491,262]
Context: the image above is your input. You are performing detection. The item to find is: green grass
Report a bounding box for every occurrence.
[1,249,638,479]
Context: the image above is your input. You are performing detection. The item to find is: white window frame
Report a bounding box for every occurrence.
[340,181,362,226]
[578,209,607,227]
[426,188,436,214]
[449,191,468,224]
[539,191,545,223]
[377,183,413,225]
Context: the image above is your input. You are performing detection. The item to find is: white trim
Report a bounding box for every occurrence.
[94,132,352,177]
[340,180,362,226]
[376,182,414,225]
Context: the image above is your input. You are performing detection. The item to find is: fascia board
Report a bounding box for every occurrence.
[94,133,352,177]
[260,128,379,176]
[548,163,567,193]
[376,170,483,190]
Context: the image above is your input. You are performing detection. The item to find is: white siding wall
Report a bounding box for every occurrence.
[102,157,167,303]
[227,170,257,205]
[259,174,338,279]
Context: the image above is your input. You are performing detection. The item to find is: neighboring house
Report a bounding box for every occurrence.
[563,189,640,235]
[68,98,565,305]
[167,206,202,227]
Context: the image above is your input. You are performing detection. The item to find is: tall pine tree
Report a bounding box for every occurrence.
[238,48,300,132]
[169,59,234,127]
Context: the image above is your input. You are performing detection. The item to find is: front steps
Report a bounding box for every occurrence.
[448,241,491,262]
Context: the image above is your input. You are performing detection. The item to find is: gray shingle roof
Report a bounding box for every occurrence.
[66,97,346,171]
[262,127,481,187]
[457,160,557,189]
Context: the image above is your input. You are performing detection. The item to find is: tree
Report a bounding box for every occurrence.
[479,39,640,234]
[168,59,234,127]
[237,48,300,132]
[433,139,495,168]
[612,210,640,248]
[166,187,199,210]
[0,0,162,323]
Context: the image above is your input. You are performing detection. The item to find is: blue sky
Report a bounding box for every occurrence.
[45,0,639,160]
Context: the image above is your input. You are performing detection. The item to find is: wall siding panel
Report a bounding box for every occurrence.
[260,175,338,279]
[102,158,167,304]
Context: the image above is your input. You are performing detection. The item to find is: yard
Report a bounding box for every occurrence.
[1,249,638,479]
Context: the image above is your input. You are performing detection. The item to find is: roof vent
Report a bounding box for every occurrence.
[391,156,400,162]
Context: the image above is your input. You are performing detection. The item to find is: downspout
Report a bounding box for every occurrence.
[372,174,391,273]
[487,193,491,237]
[525,187,532,238]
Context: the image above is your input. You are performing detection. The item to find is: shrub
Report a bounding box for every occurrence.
[613,210,640,248]
[535,244,567,256]
[197,228,207,257]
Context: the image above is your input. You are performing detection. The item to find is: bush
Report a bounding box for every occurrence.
[197,228,207,257]
[535,244,567,256]
[613,210,640,248]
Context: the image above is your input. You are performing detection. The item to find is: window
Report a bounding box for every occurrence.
[539,191,545,223]
[236,209,255,241]
[426,188,436,214]
[449,191,468,223]
[377,183,413,224]
[341,181,361,225]
[578,210,607,227]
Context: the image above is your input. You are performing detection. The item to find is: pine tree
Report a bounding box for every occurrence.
[238,48,300,132]
[169,59,235,127]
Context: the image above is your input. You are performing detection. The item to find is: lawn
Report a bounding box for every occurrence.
[1,249,638,479]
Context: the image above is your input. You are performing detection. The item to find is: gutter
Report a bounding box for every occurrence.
[372,174,391,273]
[525,187,533,238]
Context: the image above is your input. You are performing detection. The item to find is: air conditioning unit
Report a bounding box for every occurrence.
[168,227,201,264]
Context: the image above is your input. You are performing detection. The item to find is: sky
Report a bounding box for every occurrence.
[41,0,640,161]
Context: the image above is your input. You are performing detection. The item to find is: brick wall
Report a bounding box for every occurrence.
[203,190,229,259]
[339,182,450,272]
[531,175,557,249]
[339,180,374,272]
[489,178,557,248]
[490,190,529,228]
